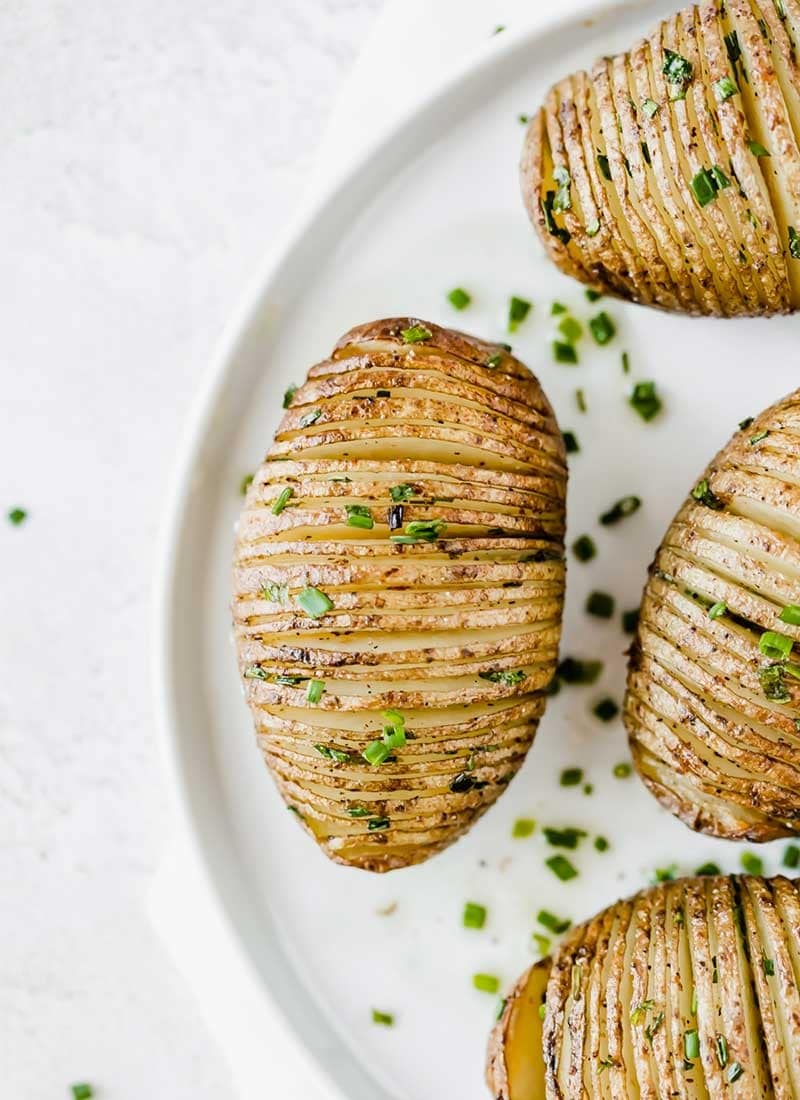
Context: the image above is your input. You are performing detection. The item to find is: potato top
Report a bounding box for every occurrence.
[488,874,800,1099]
[232,319,567,871]
[625,388,800,841]
[522,0,800,316]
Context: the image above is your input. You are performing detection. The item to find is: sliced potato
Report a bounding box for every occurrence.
[486,875,800,1099]
[232,319,566,872]
[522,0,800,314]
[624,386,800,841]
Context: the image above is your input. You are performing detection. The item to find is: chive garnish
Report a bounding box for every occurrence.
[663,49,693,98]
[512,818,536,838]
[543,826,587,849]
[552,165,572,213]
[586,591,614,619]
[691,479,723,510]
[553,341,578,364]
[479,668,526,686]
[563,430,579,454]
[725,30,741,65]
[262,582,289,604]
[585,288,602,302]
[363,739,391,766]
[576,387,587,412]
[780,604,800,625]
[295,586,333,618]
[629,380,662,421]
[7,507,27,525]
[690,169,718,206]
[532,932,551,954]
[642,97,660,117]
[759,630,793,661]
[761,954,775,977]
[708,601,727,620]
[486,352,504,368]
[345,504,374,529]
[750,429,769,445]
[546,854,578,881]
[572,534,596,562]
[588,311,615,345]
[695,862,721,876]
[390,519,446,544]
[595,836,609,852]
[739,416,754,430]
[283,384,297,409]
[593,697,619,722]
[401,324,432,343]
[622,608,639,634]
[653,865,677,883]
[367,816,390,831]
[71,1087,93,1100]
[714,75,738,101]
[389,483,416,502]
[748,139,770,157]
[597,153,612,181]
[537,909,571,934]
[586,219,600,237]
[759,663,790,701]
[558,315,582,343]
[727,1063,744,1083]
[299,408,322,428]
[271,487,293,515]
[684,1028,700,1060]
[243,664,269,680]
[790,227,800,259]
[622,351,630,374]
[240,474,254,496]
[560,767,583,786]
[631,999,656,1025]
[613,761,632,779]
[473,973,500,994]
[542,191,571,244]
[551,301,567,315]
[314,744,350,763]
[508,296,532,332]
[741,851,764,875]
[558,657,603,685]
[518,113,530,124]
[463,901,487,929]
[783,844,799,868]
[372,1009,394,1026]
[306,679,325,704]
[600,495,641,525]
[448,287,471,310]
[347,805,370,817]
[275,674,305,686]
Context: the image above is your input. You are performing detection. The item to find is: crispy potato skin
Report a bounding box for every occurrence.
[522,0,800,316]
[486,875,800,1099]
[232,319,567,872]
[625,387,800,841]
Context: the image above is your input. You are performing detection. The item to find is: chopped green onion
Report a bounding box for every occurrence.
[512,817,536,838]
[613,761,632,779]
[576,387,587,412]
[240,474,254,495]
[593,697,619,722]
[711,165,731,190]
[537,909,571,934]
[345,504,374,529]
[690,168,718,206]
[762,954,775,977]
[663,49,693,98]
[595,836,609,852]
[542,191,571,245]
[381,724,406,751]
[390,519,446,544]
[306,679,325,704]
[695,862,722,876]
[372,1009,394,1026]
[714,75,738,100]
[684,1028,700,1060]
[586,591,615,619]
[759,630,793,661]
[552,165,572,213]
[367,816,390,831]
[314,744,350,763]
[274,674,305,686]
[448,287,472,310]
[299,407,322,428]
[629,380,662,422]
[346,805,370,817]
[262,582,289,605]
[589,311,616,345]
[479,668,527,686]
[741,851,763,875]
[389,483,416,502]
[622,608,640,634]
[652,865,677,883]
[727,1063,743,1083]
[295,585,333,618]
[691,479,723,510]
[739,416,754,430]
[597,153,612,181]
[551,301,567,315]
[563,430,579,454]
[543,826,587,849]
[558,316,582,343]
[283,384,297,409]
[622,351,630,374]
[631,999,656,1025]
[586,219,601,237]
[750,429,769,445]
[463,901,487,929]
[7,507,27,525]
[553,340,579,364]
[780,604,800,625]
[558,657,603,685]
[486,352,504,368]
[572,534,597,562]
[560,767,584,787]
[790,227,800,260]
[783,843,799,868]
[532,932,551,955]
[508,295,532,332]
[546,854,578,881]
[363,739,391,766]
[473,973,500,994]
[759,663,790,701]
[71,1087,93,1100]
[600,495,641,525]
[748,139,770,157]
[518,113,530,124]
[271,487,294,515]
[244,664,269,680]
[585,288,603,302]
[642,97,660,117]
[725,30,742,65]
[708,601,727,620]
[401,324,432,343]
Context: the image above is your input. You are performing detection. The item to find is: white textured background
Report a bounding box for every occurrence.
[0,2,381,1094]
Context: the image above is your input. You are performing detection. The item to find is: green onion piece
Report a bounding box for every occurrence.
[748,139,771,157]
[542,191,571,244]
[463,901,487,929]
[543,826,587,849]
[479,668,527,686]
[652,865,677,883]
[532,932,551,955]
[594,836,609,852]
[560,767,584,787]
[262,582,289,605]
[690,168,718,206]
[600,495,641,525]
[389,483,416,502]
[448,287,472,310]
[585,288,603,302]
[390,519,446,544]
[684,1028,700,1060]
[362,739,391,766]
[779,604,800,625]
[512,817,536,838]
[586,590,615,619]
[243,664,269,680]
[759,630,793,661]
[473,973,500,994]
[372,1009,394,1026]
[486,352,504,368]
[613,761,633,779]
[622,608,640,634]
[558,315,582,343]
[589,311,616,345]
[790,227,800,259]
[714,75,738,100]
[382,723,406,751]
[622,351,630,374]
[783,843,800,869]
[367,816,390,831]
[546,854,578,881]
[725,30,742,65]
[630,999,655,1025]
[759,663,790,701]
[295,585,333,618]
[642,97,660,116]
[563,430,579,454]
[240,473,254,496]
[597,153,612,181]
[539,1003,547,1020]
[695,862,722,876]
[314,744,350,763]
[750,429,769,445]
[553,341,579,364]
[401,324,432,343]
[8,507,27,525]
[738,416,754,430]
[71,1087,93,1100]
[741,851,764,875]
[299,407,322,428]
[663,49,693,97]
[508,295,532,332]
[558,657,604,685]
[306,679,325,704]
[283,384,297,409]
[727,1063,744,1083]
[586,219,601,237]
[691,988,698,1014]
[552,165,572,213]
[762,954,775,977]
[274,674,305,686]
[629,380,662,422]
[518,113,530,124]
[345,504,374,529]
[708,601,727,620]
[347,805,370,817]
[711,165,731,190]
[691,478,724,510]
[593,697,619,722]
[271,487,294,515]
[576,387,587,412]
[537,909,571,934]
[572,534,597,563]
[551,301,567,315]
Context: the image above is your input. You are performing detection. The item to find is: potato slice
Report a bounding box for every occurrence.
[487,961,550,1100]
[233,319,566,871]
[625,386,800,841]
[522,0,800,313]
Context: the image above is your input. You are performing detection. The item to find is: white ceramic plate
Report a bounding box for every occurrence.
[155,3,800,1098]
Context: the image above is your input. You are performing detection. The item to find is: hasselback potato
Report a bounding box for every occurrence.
[232,319,567,872]
[625,387,800,841]
[522,0,800,315]
[487,874,800,1099]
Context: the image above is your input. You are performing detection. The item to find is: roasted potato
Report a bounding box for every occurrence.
[232,319,567,872]
[625,387,800,841]
[487,874,800,1099]
[522,0,800,316]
